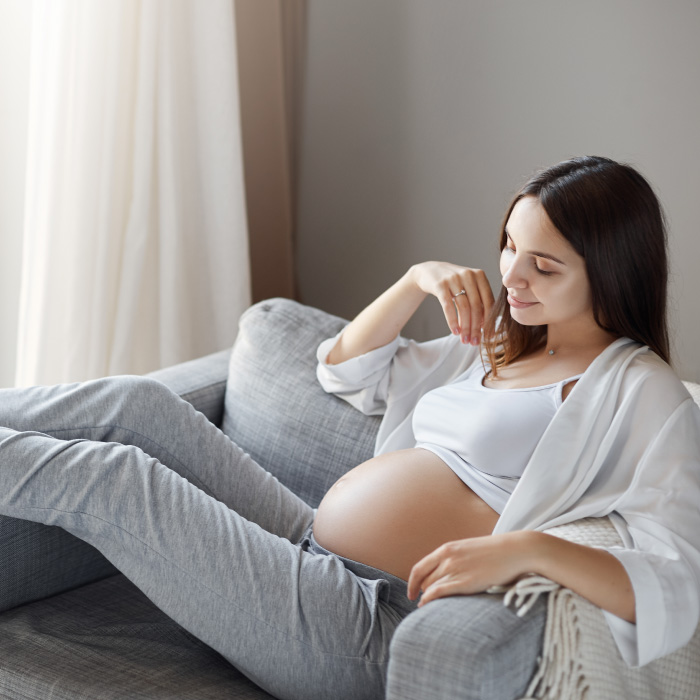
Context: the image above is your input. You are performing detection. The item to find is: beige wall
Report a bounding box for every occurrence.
[294,0,700,381]
[235,0,298,303]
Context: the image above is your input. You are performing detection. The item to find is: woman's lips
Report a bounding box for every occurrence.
[507,294,539,309]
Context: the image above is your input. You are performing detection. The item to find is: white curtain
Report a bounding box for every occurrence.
[16,0,250,386]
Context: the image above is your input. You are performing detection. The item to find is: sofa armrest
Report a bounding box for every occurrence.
[386,594,546,700]
[148,348,231,427]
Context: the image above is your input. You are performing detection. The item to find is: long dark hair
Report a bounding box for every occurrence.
[483,156,670,372]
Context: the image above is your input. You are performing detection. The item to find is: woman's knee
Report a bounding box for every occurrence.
[81,376,183,442]
[0,376,181,446]
[100,375,177,413]
[101,374,170,398]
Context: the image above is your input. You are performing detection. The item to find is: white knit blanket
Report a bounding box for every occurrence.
[489,516,700,699]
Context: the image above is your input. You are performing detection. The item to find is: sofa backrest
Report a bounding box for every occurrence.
[222,298,381,508]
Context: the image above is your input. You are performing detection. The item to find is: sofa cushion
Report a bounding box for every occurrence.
[0,517,117,615]
[0,573,274,699]
[223,298,381,508]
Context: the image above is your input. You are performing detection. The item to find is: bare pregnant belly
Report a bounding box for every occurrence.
[313,448,500,581]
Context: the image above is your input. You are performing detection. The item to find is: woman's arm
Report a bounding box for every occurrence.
[326,262,495,365]
[407,530,636,623]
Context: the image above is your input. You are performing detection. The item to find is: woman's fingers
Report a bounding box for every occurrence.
[411,262,495,343]
[449,269,494,344]
[477,270,496,315]
[436,279,461,337]
[406,546,442,601]
[454,272,484,345]
[407,544,480,606]
[407,540,468,601]
[407,534,531,606]
[474,270,495,340]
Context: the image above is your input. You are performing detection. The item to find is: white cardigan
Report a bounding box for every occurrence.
[316,331,700,668]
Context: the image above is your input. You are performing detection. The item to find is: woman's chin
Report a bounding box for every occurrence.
[509,308,542,326]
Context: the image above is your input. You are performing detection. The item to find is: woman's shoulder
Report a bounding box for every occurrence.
[613,340,694,408]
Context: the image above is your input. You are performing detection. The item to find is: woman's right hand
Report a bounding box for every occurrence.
[408,262,495,345]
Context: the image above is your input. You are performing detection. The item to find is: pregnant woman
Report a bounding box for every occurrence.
[1,156,699,700]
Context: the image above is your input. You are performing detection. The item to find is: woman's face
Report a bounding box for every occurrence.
[499,196,595,332]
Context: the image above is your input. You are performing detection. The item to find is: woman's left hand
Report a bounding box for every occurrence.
[407,531,538,606]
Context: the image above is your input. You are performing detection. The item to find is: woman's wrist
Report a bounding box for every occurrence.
[516,530,636,623]
[325,268,427,365]
[404,262,424,289]
[507,530,550,578]
[400,264,434,304]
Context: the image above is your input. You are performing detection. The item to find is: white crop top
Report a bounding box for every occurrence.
[413,362,582,513]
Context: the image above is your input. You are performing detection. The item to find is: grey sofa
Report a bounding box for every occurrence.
[0,298,543,699]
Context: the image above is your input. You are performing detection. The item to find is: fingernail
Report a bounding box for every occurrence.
[471,337,479,346]
[453,327,460,335]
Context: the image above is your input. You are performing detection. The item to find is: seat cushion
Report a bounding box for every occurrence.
[0,516,118,615]
[0,573,274,699]
[223,298,381,508]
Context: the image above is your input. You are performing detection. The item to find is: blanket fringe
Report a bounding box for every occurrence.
[518,588,589,700]
[488,517,622,700]
[487,577,588,700]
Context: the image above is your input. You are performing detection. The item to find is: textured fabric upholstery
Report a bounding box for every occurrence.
[0,574,274,699]
[387,594,547,700]
[148,348,232,427]
[223,298,380,508]
[0,517,118,615]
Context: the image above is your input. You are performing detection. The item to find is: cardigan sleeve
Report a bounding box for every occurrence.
[316,329,480,417]
[603,397,700,666]
[315,331,401,415]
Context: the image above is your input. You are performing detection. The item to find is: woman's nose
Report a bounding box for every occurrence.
[501,255,528,289]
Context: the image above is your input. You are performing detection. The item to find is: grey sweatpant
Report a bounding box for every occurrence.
[0,376,544,700]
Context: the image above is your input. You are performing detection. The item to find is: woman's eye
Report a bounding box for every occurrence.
[535,265,554,276]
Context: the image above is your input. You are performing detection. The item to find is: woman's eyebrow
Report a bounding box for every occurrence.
[505,231,567,265]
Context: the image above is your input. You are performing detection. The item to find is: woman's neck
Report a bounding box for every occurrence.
[543,322,619,359]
